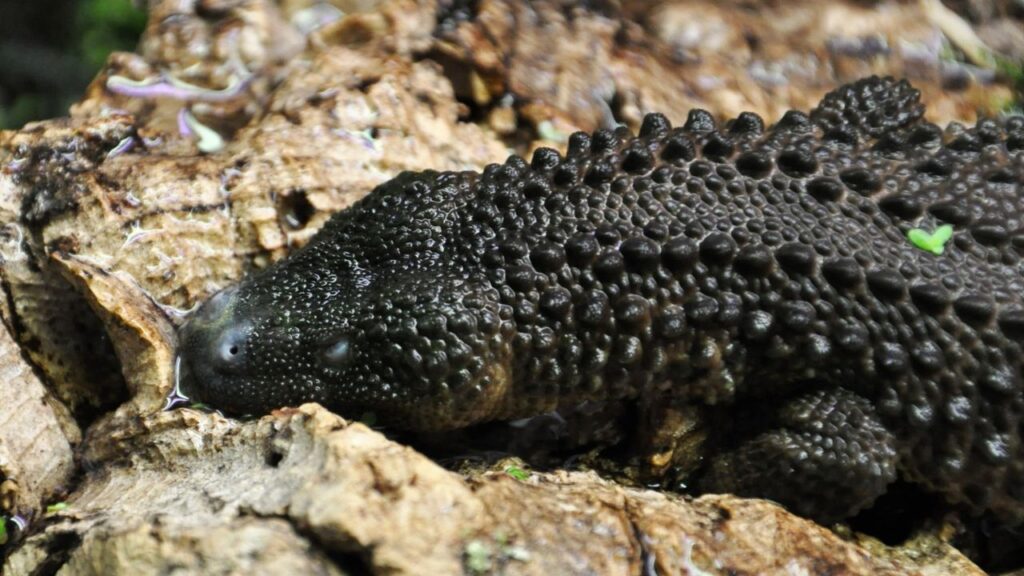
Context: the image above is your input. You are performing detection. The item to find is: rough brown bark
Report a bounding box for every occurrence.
[0,319,78,521]
[5,403,987,575]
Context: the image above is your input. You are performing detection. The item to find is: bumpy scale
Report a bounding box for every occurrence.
[178,77,1024,524]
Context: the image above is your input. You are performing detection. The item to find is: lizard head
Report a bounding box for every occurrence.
[176,171,511,429]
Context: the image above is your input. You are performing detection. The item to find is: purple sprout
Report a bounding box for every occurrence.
[335,128,378,152]
[177,108,193,137]
[177,109,225,153]
[106,136,136,158]
[5,157,29,173]
[106,73,251,103]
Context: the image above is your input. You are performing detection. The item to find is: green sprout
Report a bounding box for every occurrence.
[46,502,69,514]
[504,465,529,481]
[907,224,954,255]
[495,530,530,560]
[537,120,569,143]
[464,533,530,573]
[464,539,492,574]
[504,545,530,561]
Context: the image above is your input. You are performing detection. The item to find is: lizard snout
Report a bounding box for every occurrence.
[176,285,253,402]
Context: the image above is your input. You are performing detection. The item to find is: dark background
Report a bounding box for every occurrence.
[0,0,146,129]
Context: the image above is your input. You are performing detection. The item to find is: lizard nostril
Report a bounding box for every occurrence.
[213,323,249,372]
[179,284,251,379]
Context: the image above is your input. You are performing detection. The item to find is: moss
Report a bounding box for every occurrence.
[995,56,1024,113]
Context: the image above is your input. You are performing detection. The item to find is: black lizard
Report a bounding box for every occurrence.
[176,77,1024,525]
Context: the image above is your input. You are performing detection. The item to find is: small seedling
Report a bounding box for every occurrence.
[907,224,953,255]
[464,539,492,573]
[504,465,529,481]
[537,120,569,143]
[179,109,226,153]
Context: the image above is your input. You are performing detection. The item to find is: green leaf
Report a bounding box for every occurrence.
[504,465,529,481]
[907,224,953,255]
[0,517,7,545]
[46,502,69,514]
